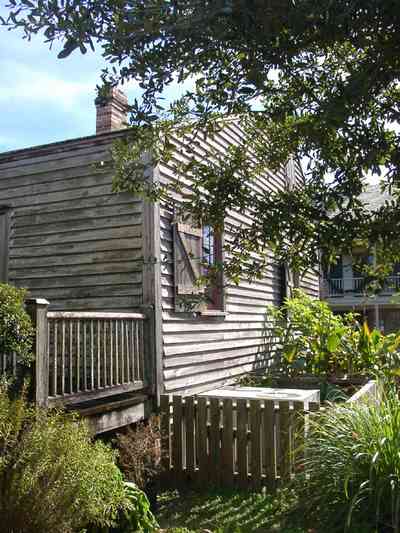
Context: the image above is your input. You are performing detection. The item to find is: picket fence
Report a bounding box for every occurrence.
[160,394,320,490]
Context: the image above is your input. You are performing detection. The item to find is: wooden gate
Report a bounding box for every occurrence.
[161,394,319,490]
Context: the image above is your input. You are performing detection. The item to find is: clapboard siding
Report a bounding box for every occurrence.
[158,121,317,394]
[0,134,143,311]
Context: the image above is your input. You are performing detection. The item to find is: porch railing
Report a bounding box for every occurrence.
[325,275,400,297]
[0,352,17,376]
[0,299,151,408]
[47,311,147,405]
[327,277,343,296]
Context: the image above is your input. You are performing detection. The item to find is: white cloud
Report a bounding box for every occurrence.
[0,61,95,109]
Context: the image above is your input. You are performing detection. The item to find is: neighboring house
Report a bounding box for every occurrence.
[0,89,319,402]
[321,184,400,333]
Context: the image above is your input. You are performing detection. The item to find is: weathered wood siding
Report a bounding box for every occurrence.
[0,134,143,311]
[157,123,320,395]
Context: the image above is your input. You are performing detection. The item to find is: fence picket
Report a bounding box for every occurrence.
[172,396,183,483]
[222,398,234,487]
[279,401,291,482]
[250,400,262,489]
[237,399,248,488]
[293,401,305,475]
[209,398,221,486]
[160,395,171,472]
[185,396,195,481]
[197,397,208,487]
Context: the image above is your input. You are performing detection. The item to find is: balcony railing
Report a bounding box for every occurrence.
[325,275,400,297]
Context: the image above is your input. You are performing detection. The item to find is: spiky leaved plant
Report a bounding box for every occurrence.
[297,383,400,532]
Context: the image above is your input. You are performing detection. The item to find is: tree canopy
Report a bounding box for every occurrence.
[3,0,400,280]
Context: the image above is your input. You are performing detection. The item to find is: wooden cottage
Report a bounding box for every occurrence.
[0,90,319,431]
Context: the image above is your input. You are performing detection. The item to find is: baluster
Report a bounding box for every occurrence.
[139,321,145,381]
[76,320,80,392]
[69,320,73,394]
[83,321,87,391]
[54,321,58,395]
[97,320,101,389]
[90,320,94,390]
[121,320,125,383]
[103,320,107,387]
[110,319,113,386]
[126,320,130,383]
[131,321,135,381]
[61,320,66,395]
[47,320,50,394]
[135,321,140,380]
[115,320,119,384]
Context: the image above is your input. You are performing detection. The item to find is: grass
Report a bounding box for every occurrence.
[156,487,311,533]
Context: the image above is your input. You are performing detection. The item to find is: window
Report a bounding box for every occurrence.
[173,220,224,313]
[202,225,215,269]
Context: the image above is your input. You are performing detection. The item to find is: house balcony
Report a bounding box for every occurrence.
[322,275,400,306]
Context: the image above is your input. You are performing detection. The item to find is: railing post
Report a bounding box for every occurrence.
[26,298,50,407]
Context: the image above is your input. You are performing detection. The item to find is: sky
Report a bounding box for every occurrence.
[0,4,187,153]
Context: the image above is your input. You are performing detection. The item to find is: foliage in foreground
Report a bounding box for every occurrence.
[0,387,157,533]
[0,283,33,366]
[296,384,400,532]
[268,290,400,379]
[4,2,400,282]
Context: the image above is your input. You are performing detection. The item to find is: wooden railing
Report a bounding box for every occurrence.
[1,299,151,408]
[47,311,148,406]
[0,352,17,376]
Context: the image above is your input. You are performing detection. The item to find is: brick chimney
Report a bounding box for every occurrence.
[95,87,129,134]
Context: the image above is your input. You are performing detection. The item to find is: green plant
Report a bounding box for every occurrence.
[90,481,158,533]
[356,321,400,380]
[117,481,158,532]
[0,283,33,366]
[296,383,400,532]
[268,289,360,378]
[0,386,154,533]
[268,289,400,380]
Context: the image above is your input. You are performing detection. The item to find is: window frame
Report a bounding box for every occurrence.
[173,218,226,315]
[201,224,225,313]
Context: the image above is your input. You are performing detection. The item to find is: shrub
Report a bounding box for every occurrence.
[0,283,33,366]
[116,416,163,510]
[0,387,156,533]
[268,289,400,379]
[296,384,400,532]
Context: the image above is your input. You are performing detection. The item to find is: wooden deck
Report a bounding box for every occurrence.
[0,299,154,433]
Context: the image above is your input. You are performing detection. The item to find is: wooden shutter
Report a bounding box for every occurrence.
[280,263,300,303]
[0,207,10,283]
[285,265,300,296]
[173,221,204,300]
